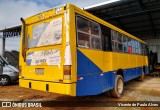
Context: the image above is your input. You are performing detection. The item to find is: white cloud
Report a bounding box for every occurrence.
[0,0,49,29]
[0,0,49,52]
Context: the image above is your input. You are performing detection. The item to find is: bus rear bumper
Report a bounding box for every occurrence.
[19,79,76,96]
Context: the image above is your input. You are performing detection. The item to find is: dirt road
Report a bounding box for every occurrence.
[0,76,159,110]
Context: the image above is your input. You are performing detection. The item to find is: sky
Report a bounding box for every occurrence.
[0,0,119,52]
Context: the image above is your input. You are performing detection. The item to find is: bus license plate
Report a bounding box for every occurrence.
[35,68,44,75]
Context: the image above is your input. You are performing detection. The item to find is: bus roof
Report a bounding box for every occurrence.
[23,3,146,44]
[24,4,67,25]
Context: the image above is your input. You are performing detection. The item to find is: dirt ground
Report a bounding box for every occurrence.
[0,75,160,110]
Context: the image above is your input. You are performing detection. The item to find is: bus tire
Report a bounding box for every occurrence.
[111,75,124,98]
[0,75,11,86]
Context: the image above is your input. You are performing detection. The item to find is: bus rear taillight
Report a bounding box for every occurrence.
[63,65,71,80]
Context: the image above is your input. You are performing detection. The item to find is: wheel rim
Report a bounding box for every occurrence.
[0,77,8,85]
[117,78,123,94]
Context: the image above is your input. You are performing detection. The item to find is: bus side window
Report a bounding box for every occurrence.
[90,21,102,50]
[131,39,136,54]
[117,32,123,52]
[111,30,118,51]
[138,42,141,54]
[77,32,90,48]
[90,21,100,36]
[128,38,132,54]
[91,37,101,49]
[135,40,138,54]
[100,24,111,51]
[76,15,102,50]
[77,16,90,48]
[77,16,90,33]
[123,35,128,53]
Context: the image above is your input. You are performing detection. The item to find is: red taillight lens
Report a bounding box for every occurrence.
[63,65,71,80]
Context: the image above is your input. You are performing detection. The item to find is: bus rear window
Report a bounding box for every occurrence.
[28,18,62,48]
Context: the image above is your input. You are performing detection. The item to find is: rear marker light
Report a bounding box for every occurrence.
[77,77,83,80]
[100,73,103,76]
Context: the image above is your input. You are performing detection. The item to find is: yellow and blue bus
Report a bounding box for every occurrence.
[19,4,149,98]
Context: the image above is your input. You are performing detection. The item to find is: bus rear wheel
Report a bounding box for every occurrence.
[111,75,124,98]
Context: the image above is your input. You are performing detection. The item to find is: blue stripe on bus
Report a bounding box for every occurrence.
[123,66,149,82]
[76,49,147,96]
[76,50,115,96]
[145,66,149,74]
[77,50,103,76]
[123,67,142,82]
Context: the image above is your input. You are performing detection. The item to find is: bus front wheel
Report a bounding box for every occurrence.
[111,75,124,98]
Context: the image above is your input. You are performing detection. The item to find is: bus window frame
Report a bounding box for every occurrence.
[76,15,102,50]
[123,35,128,53]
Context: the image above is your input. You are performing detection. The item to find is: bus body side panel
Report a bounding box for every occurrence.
[76,49,115,96]
[111,52,147,82]
[123,67,143,82]
[74,5,148,96]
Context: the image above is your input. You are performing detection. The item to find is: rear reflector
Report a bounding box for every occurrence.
[63,65,71,80]
[77,77,83,80]
[100,73,103,76]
